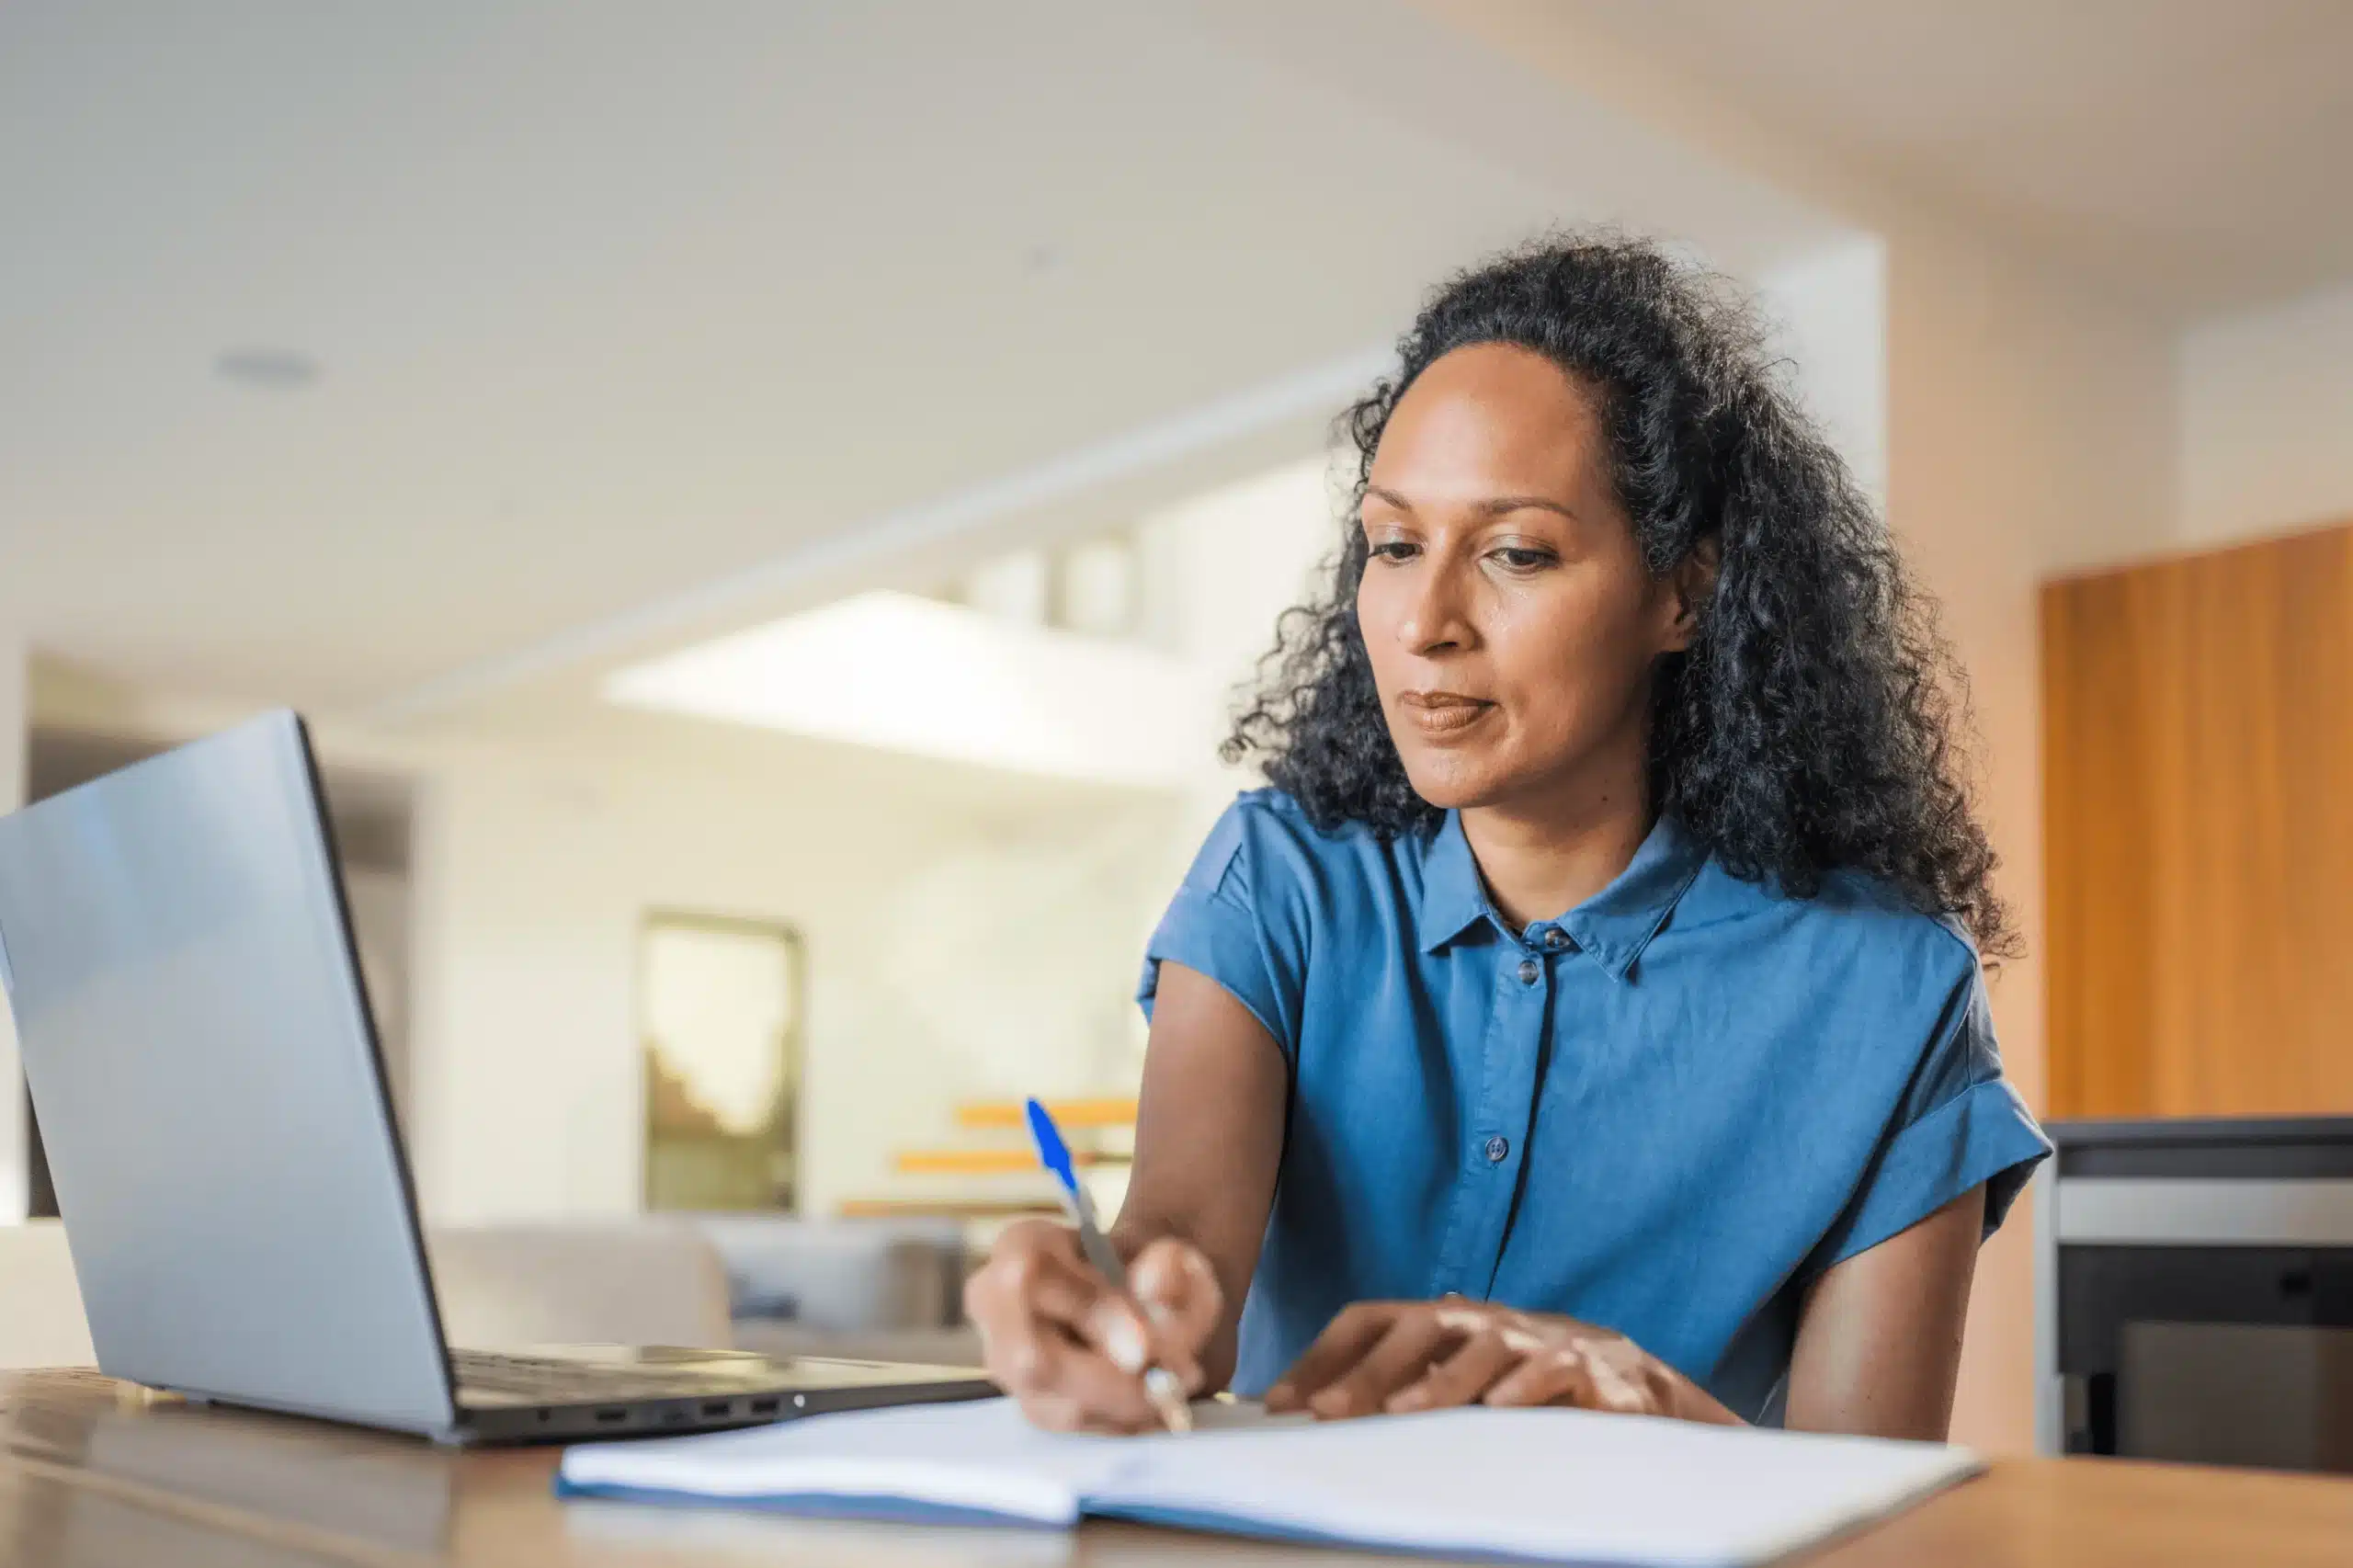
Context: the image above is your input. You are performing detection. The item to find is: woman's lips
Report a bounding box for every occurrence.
[1398,691,1495,735]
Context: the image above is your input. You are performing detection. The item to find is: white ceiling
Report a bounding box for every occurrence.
[1557,0,2353,324]
[37,1,2339,725]
[0,0,1837,719]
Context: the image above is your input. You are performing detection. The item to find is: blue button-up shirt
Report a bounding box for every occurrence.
[1139,790,2048,1422]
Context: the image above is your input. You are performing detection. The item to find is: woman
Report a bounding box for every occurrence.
[965,236,2049,1437]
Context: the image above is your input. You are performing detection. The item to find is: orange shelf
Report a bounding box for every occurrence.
[836,1198,1061,1221]
[955,1097,1137,1131]
[892,1147,1128,1176]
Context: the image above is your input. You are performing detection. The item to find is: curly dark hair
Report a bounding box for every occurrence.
[1223,234,2014,957]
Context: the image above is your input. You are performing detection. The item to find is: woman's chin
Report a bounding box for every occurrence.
[1400,756,1510,813]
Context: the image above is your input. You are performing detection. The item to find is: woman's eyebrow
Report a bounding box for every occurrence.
[1479,494,1581,522]
[1364,486,1578,524]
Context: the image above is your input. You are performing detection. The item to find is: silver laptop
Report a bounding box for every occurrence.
[0,711,992,1442]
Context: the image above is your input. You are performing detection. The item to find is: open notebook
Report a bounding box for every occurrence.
[557,1397,1980,1567]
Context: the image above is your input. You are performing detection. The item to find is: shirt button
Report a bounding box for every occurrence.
[1484,1135,1510,1164]
[1543,928,1568,950]
[1516,958,1540,984]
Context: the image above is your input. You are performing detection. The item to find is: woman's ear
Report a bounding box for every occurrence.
[1660,538,1721,653]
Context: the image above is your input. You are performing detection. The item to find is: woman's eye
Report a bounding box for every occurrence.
[1369,540,1418,562]
[1491,547,1553,572]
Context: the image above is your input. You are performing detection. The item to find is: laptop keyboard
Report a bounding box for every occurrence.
[449,1349,757,1403]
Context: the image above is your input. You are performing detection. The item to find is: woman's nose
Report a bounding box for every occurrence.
[1397,559,1473,654]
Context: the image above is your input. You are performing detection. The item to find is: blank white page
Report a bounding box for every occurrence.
[557,1396,1303,1524]
[560,1397,1130,1524]
[1100,1406,1980,1568]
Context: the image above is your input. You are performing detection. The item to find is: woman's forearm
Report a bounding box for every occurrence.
[1111,961,1289,1395]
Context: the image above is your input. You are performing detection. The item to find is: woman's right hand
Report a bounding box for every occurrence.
[963,1219,1222,1433]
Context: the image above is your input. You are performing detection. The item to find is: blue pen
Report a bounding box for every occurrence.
[1024,1097,1193,1435]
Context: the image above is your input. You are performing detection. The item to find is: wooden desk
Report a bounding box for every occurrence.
[3,1370,2349,1567]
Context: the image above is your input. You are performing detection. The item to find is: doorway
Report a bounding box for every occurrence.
[639,912,806,1213]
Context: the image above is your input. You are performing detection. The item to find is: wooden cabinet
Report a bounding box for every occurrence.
[2042,523,2353,1119]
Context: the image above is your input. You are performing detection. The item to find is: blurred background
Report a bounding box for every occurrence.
[6,1,2352,1460]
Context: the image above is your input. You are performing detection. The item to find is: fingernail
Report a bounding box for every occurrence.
[1105,1314,1145,1373]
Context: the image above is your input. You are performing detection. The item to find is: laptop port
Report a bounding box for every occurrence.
[701,1402,732,1417]
[594,1408,629,1425]
[749,1397,779,1415]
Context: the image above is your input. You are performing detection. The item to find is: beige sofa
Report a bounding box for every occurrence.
[694,1214,983,1369]
[0,1214,982,1372]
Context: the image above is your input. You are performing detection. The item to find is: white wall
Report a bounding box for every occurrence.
[2179,278,2353,549]
[1139,454,1347,850]
[1757,237,1889,512]
[1878,220,2175,1454]
[0,633,25,1222]
[403,722,1183,1224]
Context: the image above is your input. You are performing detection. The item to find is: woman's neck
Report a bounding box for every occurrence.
[1458,761,1654,931]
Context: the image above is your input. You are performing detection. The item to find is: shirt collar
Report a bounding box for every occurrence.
[1415,810,1709,981]
[1414,812,1492,956]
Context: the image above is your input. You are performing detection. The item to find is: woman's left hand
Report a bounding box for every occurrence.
[1263,1299,1740,1425]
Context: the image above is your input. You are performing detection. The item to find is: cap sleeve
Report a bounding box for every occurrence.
[1813,956,2052,1273]
[1135,796,1307,1055]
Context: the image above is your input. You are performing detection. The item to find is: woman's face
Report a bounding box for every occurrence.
[1356,342,1697,817]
